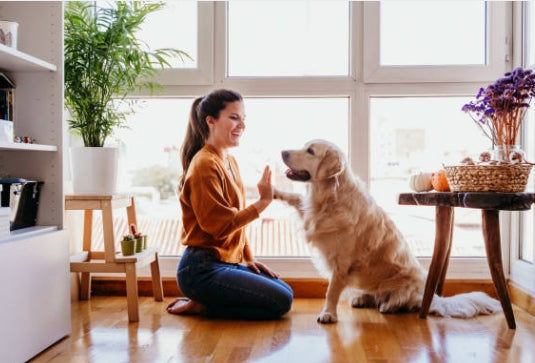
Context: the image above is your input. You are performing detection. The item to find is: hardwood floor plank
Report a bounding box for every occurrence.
[30,297,535,363]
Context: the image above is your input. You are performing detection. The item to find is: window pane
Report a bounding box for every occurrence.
[137,2,197,69]
[111,99,191,256]
[228,1,349,76]
[380,1,486,66]
[236,98,349,256]
[370,97,490,257]
[528,2,535,66]
[98,98,348,257]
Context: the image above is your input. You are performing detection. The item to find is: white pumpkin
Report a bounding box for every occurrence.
[409,172,433,192]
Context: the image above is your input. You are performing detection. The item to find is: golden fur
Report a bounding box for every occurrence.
[274,139,501,323]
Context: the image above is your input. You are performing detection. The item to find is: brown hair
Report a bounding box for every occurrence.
[179,89,243,189]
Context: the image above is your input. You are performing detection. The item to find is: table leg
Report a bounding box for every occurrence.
[436,208,454,296]
[481,209,516,329]
[419,205,454,319]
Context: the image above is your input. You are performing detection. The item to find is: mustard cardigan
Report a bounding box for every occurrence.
[179,144,258,263]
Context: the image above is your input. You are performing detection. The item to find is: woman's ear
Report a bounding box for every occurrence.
[206,115,215,129]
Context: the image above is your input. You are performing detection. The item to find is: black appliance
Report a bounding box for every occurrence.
[0,178,43,231]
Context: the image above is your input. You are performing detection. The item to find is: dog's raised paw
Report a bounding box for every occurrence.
[317,311,337,324]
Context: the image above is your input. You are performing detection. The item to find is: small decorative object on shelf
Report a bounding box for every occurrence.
[0,20,18,48]
[408,172,433,192]
[449,67,535,192]
[120,234,136,256]
[0,72,15,122]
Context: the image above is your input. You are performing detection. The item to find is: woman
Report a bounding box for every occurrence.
[167,89,293,319]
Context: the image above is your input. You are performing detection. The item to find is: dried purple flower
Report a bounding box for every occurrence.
[462,67,535,148]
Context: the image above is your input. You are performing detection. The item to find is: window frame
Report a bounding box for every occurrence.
[119,1,513,280]
[510,1,535,296]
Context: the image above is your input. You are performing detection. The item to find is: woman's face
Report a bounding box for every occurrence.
[207,100,246,151]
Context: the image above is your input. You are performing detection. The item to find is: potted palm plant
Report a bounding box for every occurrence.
[64,1,190,194]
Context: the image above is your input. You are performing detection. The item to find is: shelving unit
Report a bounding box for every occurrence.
[0,2,70,362]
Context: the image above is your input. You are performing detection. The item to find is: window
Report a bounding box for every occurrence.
[105,98,348,258]
[69,1,514,279]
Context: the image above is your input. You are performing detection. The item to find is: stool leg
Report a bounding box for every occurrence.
[125,263,139,322]
[420,205,454,319]
[150,252,164,301]
[79,272,91,300]
[481,209,516,329]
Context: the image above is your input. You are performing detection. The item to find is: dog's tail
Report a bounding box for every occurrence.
[428,291,502,318]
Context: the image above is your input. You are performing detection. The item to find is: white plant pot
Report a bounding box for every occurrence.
[70,146,119,195]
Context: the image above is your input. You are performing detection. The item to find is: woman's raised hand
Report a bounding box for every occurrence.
[253,165,273,214]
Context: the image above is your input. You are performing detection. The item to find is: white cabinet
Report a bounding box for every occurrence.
[0,2,70,362]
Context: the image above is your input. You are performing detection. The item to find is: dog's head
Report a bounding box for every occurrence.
[281,139,345,182]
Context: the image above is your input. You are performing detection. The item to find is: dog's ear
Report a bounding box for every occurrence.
[317,149,344,179]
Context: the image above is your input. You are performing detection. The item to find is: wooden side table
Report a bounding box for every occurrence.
[67,194,164,322]
[398,192,535,329]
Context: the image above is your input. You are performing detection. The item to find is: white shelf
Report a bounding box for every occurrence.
[0,44,56,72]
[0,225,58,244]
[0,141,57,151]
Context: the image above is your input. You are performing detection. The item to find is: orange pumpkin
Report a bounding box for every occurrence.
[431,169,450,192]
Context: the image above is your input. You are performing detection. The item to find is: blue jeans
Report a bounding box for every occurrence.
[177,246,293,320]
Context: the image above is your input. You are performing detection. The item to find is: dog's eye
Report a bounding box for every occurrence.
[307,147,314,155]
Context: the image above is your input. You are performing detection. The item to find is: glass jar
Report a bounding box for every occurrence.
[492,144,525,163]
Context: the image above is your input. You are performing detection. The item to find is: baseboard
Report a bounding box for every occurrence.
[508,282,535,316]
[89,277,497,299]
[89,277,329,298]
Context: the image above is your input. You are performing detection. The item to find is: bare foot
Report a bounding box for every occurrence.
[166,297,205,315]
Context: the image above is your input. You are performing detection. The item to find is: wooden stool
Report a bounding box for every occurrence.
[67,194,164,322]
[399,192,535,329]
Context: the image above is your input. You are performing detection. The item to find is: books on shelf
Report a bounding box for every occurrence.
[0,72,15,122]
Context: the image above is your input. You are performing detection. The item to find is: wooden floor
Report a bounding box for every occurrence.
[31,296,535,363]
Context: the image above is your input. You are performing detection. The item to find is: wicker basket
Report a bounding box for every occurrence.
[444,164,533,192]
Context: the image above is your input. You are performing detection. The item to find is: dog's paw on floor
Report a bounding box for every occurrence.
[317,311,338,324]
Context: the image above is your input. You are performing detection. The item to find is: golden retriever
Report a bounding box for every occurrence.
[274,139,501,323]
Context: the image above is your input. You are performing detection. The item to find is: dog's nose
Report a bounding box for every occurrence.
[281,150,289,161]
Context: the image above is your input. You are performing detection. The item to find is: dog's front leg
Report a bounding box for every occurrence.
[318,272,345,324]
[273,188,305,218]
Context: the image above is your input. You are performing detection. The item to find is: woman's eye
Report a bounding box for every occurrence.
[307,148,314,155]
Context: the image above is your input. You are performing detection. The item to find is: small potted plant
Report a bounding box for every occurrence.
[120,234,136,256]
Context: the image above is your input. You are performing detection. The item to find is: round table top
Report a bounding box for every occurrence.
[398,191,535,211]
